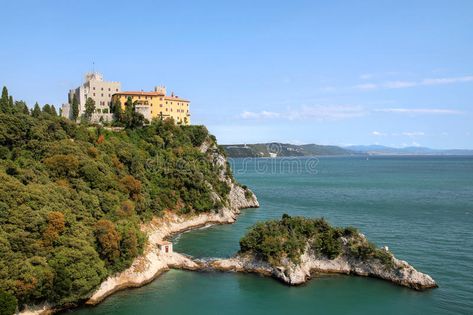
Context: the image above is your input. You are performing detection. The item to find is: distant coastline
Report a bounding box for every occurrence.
[221,143,473,158]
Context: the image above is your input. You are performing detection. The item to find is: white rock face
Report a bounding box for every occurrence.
[211,243,437,290]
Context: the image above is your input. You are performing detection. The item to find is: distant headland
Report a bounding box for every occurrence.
[221,143,473,158]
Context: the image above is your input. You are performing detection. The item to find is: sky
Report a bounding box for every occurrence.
[0,0,472,149]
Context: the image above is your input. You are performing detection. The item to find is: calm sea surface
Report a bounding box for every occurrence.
[71,156,473,315]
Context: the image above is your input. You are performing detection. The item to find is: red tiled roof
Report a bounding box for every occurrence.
[164,95,189,102]
[114,91,164,97]
[114,91,189,102]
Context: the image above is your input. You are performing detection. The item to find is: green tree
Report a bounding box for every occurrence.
[42,104,51,115]
[95,220,121,264]
[14,101,29,114]
[83,97,95,122]
[32,102,41,117]
[0,86,9,113]
[111,99,122,121]
[8,96,13,110]
[0,290,17,315]
[71,95,79,121]
[122,97,145,128]
[50,105,58,117]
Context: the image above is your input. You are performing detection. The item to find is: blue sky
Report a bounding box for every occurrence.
[1,0,472,148]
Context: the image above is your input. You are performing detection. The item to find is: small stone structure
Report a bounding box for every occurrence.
[157,240,173,254]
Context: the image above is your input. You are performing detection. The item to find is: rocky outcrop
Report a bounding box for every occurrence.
[210,240,437,290]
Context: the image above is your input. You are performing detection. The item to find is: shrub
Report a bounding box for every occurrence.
[240,215,388,266]
[0,290,17,315]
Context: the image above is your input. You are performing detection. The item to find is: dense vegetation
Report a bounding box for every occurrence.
[239,214,393,267]
[221,143,358,158]
[0,87,232,310]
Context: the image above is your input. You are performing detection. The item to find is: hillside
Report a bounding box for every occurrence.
[222,143,357,158]
[0,91,253,311]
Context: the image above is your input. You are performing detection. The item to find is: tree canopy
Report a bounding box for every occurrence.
[240,214,393,267]
[0,86,231,309]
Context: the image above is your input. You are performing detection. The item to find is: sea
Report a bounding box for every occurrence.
[70,156,473,315]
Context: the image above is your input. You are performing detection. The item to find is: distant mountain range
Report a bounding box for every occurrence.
[346,145,473,156]
[221,143,473,158]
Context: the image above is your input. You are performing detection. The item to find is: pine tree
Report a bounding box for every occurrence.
[8,96,13,109]
[32,102,41,117]
[71,95,79,121]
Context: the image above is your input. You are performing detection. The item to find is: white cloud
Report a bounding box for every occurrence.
[401,131,425,136]
[354,83,378,90]
[374,108,463,115]
[239,105,367,121]
[372,131,387,136]
[355,75,473,90]
[287,105,366,121]
[240,110,280,119]
[422,76,473,85]
[383,81,417,89]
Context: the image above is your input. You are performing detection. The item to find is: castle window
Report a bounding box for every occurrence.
[116,89,118,92]
[101,93,103,97]
[93,93,95,96]
[101,87,103,91]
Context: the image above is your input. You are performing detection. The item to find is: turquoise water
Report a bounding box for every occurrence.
[72,156,473,315]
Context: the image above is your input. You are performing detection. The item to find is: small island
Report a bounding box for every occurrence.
[211,214,437,290]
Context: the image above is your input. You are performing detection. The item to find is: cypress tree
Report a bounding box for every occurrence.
[50,105,58,116]
[71,95,79,121]
[0,86,9,113]
[22,102,29,115]
[14,101,28,114]
[111,100,122,121]
[83,97,95,122]
[32,102,41,117]
[42,104,51,115]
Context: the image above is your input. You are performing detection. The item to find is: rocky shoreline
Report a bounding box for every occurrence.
[19,140,259,315]
[210,239,437,290]
[18,142,437,315]
[87,181,259,306]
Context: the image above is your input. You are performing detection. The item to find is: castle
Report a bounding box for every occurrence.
[61,72,191,125]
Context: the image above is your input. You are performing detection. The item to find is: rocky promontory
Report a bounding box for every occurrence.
[210,215,437,290]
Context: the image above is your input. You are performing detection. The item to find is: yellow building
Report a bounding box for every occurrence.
[112,86,191,125]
